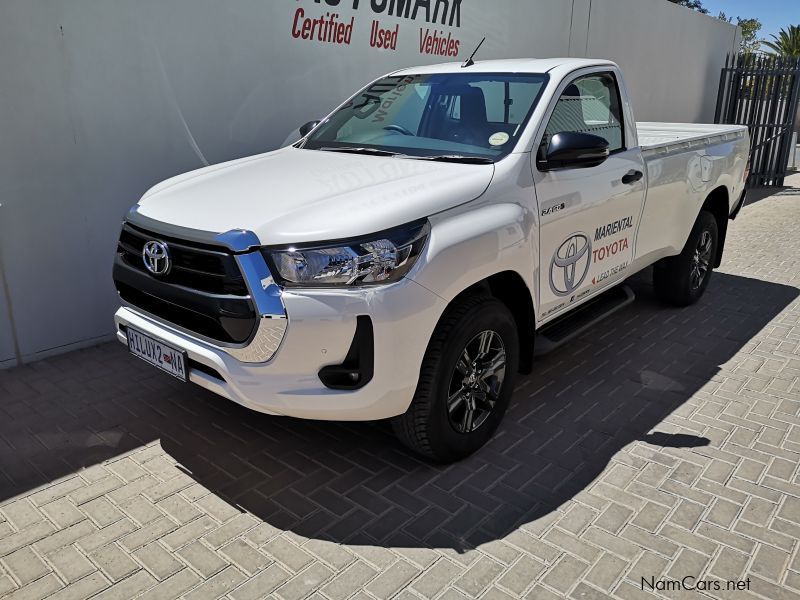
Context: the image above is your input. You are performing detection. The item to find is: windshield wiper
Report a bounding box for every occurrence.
[414,155,495,164]
[318,146,405,157]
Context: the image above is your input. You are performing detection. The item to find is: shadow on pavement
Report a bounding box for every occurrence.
[0,272,796,552]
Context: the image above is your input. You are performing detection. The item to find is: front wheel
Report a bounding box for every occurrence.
[653,210,718,307]
[392,295,519,463]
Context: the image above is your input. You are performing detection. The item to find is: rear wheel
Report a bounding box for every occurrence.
[653,210,718,307]
[392,295,519,463]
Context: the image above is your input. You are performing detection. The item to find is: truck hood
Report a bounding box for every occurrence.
[136,147,494,245]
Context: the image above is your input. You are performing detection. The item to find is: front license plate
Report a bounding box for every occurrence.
[127,327,188,382]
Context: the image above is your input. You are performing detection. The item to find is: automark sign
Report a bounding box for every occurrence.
[291,0,464,56]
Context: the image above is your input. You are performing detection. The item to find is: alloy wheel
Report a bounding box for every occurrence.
[690,229,713,291]
[446,330,507,434]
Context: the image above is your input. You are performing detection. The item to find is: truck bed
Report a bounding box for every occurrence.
[637,122,747,156]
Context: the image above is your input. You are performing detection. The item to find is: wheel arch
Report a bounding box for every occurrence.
[444,271,536,375]
[701,186,730,268]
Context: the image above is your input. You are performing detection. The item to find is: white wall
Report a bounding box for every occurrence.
[0,0,739,367]
[0,259,17,369]
[584,0,741,122]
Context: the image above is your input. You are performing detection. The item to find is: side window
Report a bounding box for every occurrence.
[544,73,624,153]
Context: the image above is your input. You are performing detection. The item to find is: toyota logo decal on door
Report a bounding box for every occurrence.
[142,240,172,276]
[549,233,592,296]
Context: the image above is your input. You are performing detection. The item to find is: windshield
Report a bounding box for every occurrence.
[302,72,549,161]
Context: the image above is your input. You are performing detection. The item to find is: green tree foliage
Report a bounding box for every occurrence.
[718,12,763,54]
[763,25,800,57]
[667,0,709,13]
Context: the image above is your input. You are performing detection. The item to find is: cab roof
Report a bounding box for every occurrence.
[391,58,617,76]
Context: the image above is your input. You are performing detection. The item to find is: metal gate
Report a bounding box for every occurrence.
[715,54,800,188]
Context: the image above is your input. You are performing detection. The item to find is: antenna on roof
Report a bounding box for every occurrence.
[461,37,485,68]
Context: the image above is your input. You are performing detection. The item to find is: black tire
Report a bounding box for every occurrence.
[653,210,718,307]
[392,295,519,463]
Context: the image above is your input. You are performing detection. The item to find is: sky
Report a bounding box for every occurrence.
[700,0,798,44]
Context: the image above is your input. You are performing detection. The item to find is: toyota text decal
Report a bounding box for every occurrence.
[549,233,592,297]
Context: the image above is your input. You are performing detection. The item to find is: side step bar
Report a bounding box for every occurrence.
[534,285,635,356]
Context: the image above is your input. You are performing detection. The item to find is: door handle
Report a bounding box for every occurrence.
[622,170,644,185]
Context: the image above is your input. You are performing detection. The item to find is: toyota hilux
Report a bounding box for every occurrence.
[113,58,749,462]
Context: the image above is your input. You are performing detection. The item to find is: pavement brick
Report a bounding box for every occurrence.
[365,560,419,598]
[1,185,800,599]
[133,541,183,580]
[275,562,333,600]
[138,569,201,600]
[177,540,228,578]
[219,538,270,575]
[542,554,590,595]
[90,569,156,600]
[161,516,216,551]
[0,522,56,557]
[183,565,245,600]
[39,498,83,529]
[230,564,290,600]
[1,546,50,585]
[75,518,137,554]
[80,497,124,528]
[46,545,95,583]
[47,572,109,600]
[34,521,96,555]
[1,500,42,531]
[3,573,61,600]
[90,542,139,581]
[585,552,627,591]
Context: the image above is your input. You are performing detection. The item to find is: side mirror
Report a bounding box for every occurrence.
[540,131,610,171]
[299,120,322,137]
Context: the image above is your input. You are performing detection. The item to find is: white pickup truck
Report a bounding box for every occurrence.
[113,58,749,462]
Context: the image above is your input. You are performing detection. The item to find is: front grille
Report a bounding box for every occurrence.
[118,224,247,295]
[113,223,257,344]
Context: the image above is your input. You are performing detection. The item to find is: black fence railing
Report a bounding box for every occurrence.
[715,54,800,188]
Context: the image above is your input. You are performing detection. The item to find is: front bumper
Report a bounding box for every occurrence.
[114,276,447,421]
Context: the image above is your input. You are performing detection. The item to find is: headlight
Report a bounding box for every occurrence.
[263,220,429,287]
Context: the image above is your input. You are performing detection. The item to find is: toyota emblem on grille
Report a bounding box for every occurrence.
[142,240,171,276]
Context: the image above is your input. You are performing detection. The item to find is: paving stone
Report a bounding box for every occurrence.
[34,521,96,555]
[230,564,290,600]
[0,522,56,557]
[0,498,42,531]
[91,542,139,581]
[219,538,270,575]
[138,569,200,600]
[81,498,124,528]
[91,569,156,600]
[750,544,789,582]
[48,572,109,600]
[454,556,504,597]
[1,546,50,585]
[585,552,627,591]
[133,542,183,580]
[542,554,590,594]
[2,573,62,600]
[365,560,419,598]
[497,555,545,595]
[46,544,96,583]
[275,562,333,600]
[183,565,245,600]
[177,540,228,578]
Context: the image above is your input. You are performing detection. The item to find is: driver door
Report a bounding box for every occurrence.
[534,70,646,321]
